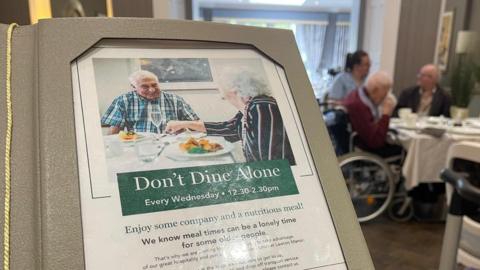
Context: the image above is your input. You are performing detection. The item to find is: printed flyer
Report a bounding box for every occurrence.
[72,48,346,269]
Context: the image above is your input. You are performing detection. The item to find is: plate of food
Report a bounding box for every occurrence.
[118,131,144,141]
[168,137,234,158]
[104,131,149,146]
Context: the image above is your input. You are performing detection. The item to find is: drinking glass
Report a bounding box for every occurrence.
[105,140,124,158]
[135,137,158,163]
[150,105,165,138]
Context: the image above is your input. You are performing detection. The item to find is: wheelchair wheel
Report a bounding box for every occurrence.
[339,152,395,223]
[387,197,414,222]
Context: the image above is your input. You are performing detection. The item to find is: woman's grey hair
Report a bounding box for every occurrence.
[220,70,271,98]
[128,70,159,87]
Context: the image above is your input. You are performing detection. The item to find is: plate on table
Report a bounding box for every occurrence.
[425,116,445,125]
[448,127,480,136]
[104,132,152,146]
[390,118,402,124]
[393,123,418,130]
[464,119,480,129]
[166,137,234,159]
[174,131,207,141]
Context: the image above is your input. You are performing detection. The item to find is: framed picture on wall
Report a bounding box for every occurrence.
[436,11,454,71]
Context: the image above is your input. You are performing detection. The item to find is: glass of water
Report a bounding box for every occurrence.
[135,137,158,163]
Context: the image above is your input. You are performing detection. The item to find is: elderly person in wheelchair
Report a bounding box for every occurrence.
[324,71,409,222]
[343,71,403,158]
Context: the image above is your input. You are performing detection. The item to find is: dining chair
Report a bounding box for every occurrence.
[439,141,480,270]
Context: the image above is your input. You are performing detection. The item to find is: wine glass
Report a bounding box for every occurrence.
[149,105,165,139]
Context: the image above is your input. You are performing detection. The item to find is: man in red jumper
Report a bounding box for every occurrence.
[343,71,401,157]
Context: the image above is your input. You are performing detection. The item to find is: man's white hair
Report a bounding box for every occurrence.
[421,64,441,82]
[128,70,159,87]
[366,71,393,91]
[219,69,271,98]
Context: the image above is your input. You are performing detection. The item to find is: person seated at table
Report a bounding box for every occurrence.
[101,70,199,134]
[343,71,402,158]
[165,70,295,165]
[394,64,451,117]
[328,50,371,103]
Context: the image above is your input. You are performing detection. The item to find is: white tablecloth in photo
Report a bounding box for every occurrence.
[391,119,480,190]
[103,133,238,183]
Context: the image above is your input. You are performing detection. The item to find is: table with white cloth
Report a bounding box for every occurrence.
[103,132,239,181]
[390,117,480,190]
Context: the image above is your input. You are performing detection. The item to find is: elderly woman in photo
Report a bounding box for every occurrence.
[165,71,295,165]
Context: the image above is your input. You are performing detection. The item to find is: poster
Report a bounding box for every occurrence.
[72,47,346,269]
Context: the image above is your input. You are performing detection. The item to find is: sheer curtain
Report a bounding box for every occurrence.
[332,22,350,70]
[211,15,351,100]
[295,23,328,97]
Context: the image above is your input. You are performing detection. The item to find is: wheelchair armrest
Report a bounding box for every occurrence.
[349,132,358,152]
[387,128,402,145]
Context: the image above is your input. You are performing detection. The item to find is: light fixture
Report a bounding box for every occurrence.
[249,0,306,6]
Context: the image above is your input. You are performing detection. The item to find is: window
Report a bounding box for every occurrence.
[202,8,351,99]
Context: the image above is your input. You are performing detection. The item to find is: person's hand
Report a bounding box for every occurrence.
[165,121,187,134]
[382,95,396,116]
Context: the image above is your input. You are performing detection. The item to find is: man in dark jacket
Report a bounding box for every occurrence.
[394,64,451,117]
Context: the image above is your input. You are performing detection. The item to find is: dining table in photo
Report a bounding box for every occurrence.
[103,131,239,182]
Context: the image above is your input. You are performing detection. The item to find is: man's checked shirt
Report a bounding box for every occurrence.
[101,91,199,133]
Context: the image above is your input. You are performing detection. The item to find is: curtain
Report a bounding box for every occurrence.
[295,23,328,97]
[332,23,350,70]
[210,16,350,100]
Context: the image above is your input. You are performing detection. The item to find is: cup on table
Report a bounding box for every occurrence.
[135,137,158,163]
[398,108,412,120]
[405,113,418,128]
[105,140,124,158]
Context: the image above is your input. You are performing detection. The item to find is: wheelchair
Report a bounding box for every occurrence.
[324,108,413,223]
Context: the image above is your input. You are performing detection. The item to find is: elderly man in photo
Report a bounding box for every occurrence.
[394,64,451,117]
[101,70,199,134]
[343,71,402,157]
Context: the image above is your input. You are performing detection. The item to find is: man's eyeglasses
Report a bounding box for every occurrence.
[417,73,434,79]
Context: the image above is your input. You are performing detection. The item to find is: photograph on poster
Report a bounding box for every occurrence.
[97,56,295,170]
[72,47,345,270]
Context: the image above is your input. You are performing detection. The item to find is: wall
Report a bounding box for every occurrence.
[112,0,153,17]
[153,0,187,19]
[361,0,385,73]
[379,0,401,79]
[93,58,139,117]
[392,0,442,94]
[361,0,401,77]
[50,0,107,17]
[0,0,30,25]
